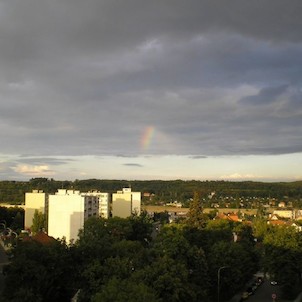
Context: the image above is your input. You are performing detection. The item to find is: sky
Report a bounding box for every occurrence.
[0,0,302,182]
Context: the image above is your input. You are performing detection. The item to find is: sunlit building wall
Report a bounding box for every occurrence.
[48,189,98,243]
[112,188,141,218]
[131,191,141,215]
[272,210,294,219]
[98,192,111,219]
[25,190,48,229]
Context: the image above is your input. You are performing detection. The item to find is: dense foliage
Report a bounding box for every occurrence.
[2,239,78,302]
[2,190,302,301]
[254,221,302,299]
[0,206,24,231]
[2,212,260,302]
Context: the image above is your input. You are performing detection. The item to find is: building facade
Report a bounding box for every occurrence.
[98,192,111,219]
[112,188,141,218]
[48,189,98,243]
[87,191,111,219]
[24,190,48,229]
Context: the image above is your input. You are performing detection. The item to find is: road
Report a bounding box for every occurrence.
[243,279,291,302]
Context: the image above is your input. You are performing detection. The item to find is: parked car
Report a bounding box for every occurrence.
[240,291,249,300]
[270,280,278,285]
[246,287,254,295]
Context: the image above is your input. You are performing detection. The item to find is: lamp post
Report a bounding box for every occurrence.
[217,266,229,302]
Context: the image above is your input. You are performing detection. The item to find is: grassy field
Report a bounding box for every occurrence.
[143,205,258,215]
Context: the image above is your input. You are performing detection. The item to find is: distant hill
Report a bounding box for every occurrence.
[0,178,301,205]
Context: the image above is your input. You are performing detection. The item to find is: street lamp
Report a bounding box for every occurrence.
[217,266,229,302]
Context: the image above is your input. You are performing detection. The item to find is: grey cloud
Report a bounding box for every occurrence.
[0,161,17,179]
[123,163,143,167]
[16,157,74,166]
[1,1,302,84]
[116,155,139,158]
[231,145,302,156]
[189,156,208,159]
[0,1,302,159]
[1,1,302,57]
[239,85,289,106]
[284,90,302,113]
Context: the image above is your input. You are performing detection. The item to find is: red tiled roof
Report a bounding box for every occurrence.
[31,232,56,245]
[268,220,286,225]
[215,212,240,222]
[227,214,240,222]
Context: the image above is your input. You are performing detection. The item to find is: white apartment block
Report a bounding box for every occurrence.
[48,189,98,243]
[87,191,111,219]
[25,190,48,229]
[98,192,111,219]
[112,188,141,218]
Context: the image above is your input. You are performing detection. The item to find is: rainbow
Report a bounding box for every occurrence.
[141,126,155,151]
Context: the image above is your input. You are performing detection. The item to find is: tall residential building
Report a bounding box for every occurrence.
[88,191,111,219]
[98,192,111,219]
[25,190,48,229]
[112,188,141,218]
[48,189,98,243]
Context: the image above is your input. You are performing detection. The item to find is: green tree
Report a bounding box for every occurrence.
[128,212,153,243]
[92,277,159,302]
[186,192,206,228]
[152,225,210,301]
[3,239,77,302]
[138,256,194,302]
[252,217,270,242]
[263,226,302,298]
[31,210,46,234]
[207,241,257,300]
[233,223,255,246]
[195,220,233,253]
[11,211,24,231]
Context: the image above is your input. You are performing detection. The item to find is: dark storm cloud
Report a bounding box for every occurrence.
[0,0,302,158]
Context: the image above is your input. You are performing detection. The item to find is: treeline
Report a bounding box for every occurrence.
[1,177,302,205]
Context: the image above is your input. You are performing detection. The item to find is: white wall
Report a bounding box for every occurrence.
[48,190,85,243]
[25,191,46,229]
[131,191,141,215]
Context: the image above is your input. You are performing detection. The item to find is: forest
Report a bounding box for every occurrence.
[1,177,302,206]
[1,194,302,301]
